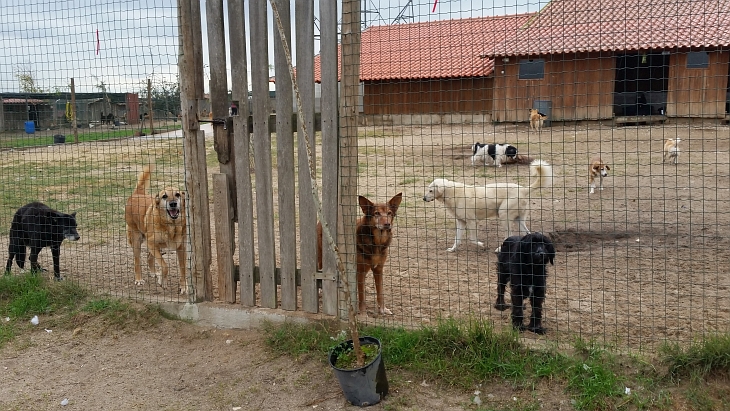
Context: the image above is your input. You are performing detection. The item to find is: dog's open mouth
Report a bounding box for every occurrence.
[167,208,180,219]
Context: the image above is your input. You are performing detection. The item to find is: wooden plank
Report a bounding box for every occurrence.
[319,0,339,316]
[228,0,255,307]
[272,0,297,311]
[213,174,236,303]
[250,0,277,308]
[612,114,667,126]
[339,0,361,319]
[295,0,319,313]
[179,0,211,301]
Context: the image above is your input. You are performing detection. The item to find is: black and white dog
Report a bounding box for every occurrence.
[471,142,518,168]
[494,232,555,334]
[5,202,80,280]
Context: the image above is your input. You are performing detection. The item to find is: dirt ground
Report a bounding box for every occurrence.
[1,119,730,409]
[0,314,574,411]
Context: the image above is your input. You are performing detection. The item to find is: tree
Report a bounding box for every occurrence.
[14,66,45,93]
[149,76,180,116]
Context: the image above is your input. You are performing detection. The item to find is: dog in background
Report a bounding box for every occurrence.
[529,109,548,132]
[5,202,80,280]
[125,165,188,294]
[471,142,518,167]
[663,138,681,164]
[588,157,610,194]
[494,232,555,335]
[317,193,403,315]
[423,160,553,252]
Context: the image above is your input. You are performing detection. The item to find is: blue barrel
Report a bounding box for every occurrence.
[24,121,35,134]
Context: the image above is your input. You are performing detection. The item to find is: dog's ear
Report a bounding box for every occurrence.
[358,195,374,215]
[389,193,403,215]
[71,212,77,218]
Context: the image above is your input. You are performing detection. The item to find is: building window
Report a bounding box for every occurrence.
[518,59,545,79]
[687,51,709,69]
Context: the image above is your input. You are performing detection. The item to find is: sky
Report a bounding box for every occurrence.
[0,0,543,94]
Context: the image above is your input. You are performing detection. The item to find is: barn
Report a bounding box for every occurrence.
[486,0,730,124]
[314,13,534,125]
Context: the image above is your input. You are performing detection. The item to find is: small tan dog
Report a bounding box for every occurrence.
[529,109,548,132]
[125,165,188,294]
[589,157,610,194]
[663,138,681,164]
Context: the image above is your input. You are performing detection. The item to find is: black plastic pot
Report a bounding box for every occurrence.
[329,336,389,406]
[53,134,66,144]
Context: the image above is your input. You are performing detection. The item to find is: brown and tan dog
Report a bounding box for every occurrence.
[589,157,611,194]
[529,109,548,132]
[124,165,188,294]
[663,138,681,164]
[317,193,403,315]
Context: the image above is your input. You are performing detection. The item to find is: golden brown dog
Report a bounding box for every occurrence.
[317,193,403,315]
[529,109,548,132]
[663,138,681,164]
[589,157,611,194]
[125,165,188,294]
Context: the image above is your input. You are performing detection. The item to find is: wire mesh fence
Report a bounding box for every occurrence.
[1,0,729,353]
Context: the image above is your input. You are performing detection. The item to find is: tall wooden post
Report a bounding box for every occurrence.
[147,79,154,134]
[70,78,78,143]
[178,0,212,301]
[339,0,361,319]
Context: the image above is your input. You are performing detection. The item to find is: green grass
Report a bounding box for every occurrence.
[0,125,181,150]
[261,319,730,411]
[0,272,169,349]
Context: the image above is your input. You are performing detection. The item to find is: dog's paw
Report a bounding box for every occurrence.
[476,241,485,248]
[179,286,188,295]
[446,247,457,252]
[527,326,546,335]
[494,303,509,311]
[494,246,501,253]
[134,279,146,286]
[599,187,604,191]
[380,307,393,315]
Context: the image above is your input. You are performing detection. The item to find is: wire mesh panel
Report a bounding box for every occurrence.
[0,1,187,303]
[352,0,730,352]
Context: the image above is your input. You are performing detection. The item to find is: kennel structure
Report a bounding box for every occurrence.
[487,0,730,123]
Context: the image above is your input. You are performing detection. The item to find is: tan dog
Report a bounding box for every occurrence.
[663,138,681,164]
[589,157,610,194]
[317,193,403,315]
[529,109,548,132]
[125,165,188,294]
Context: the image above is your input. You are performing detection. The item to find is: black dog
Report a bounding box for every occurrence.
[5,202,80,280]
[494,232,555,334]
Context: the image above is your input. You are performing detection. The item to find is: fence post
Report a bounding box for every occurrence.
[179,0,212,300]
[250,0,277,308]
[228,0,255,306]
[295,0,318,313]
[70,78,78,143]
[319,0,339,316]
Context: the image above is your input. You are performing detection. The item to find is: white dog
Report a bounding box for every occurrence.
[471,142,518,168]
[423,160,553,252]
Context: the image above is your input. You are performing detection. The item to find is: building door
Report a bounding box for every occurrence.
[614,52,669,116]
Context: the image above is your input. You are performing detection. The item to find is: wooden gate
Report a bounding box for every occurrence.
[178,0,362,316]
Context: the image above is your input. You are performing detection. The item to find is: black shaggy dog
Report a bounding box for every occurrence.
[5,202,80,280]
[494,232,555,334]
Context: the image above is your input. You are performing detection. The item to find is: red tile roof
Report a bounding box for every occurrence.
[314,13,534,82]
[488,0,730,57]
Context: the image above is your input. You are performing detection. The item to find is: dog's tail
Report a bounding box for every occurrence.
[528,159,553,190]
[133,164,154,196]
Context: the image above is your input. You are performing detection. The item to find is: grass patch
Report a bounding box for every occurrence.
[0,272,170,348]
[0,125,181,150]
[261,318,730,411]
